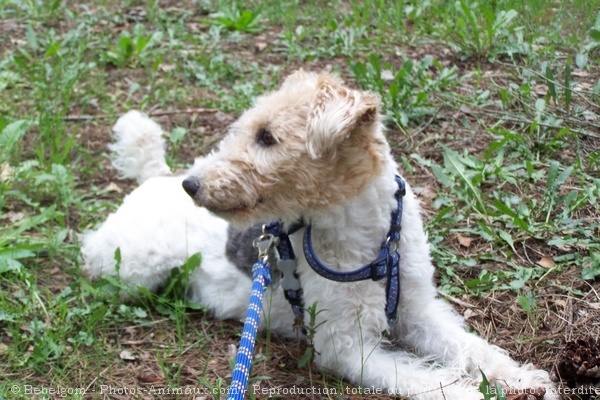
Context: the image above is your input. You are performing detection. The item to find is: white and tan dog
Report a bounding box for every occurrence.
[82,70,557,399]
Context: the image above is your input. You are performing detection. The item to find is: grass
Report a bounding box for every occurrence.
[1,0,599,399]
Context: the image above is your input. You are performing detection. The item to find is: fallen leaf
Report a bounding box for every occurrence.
[106,182,122,193]
[413,185,437,200]
[571,70,590,77]
[553,299,567,308]
[553,243,572,252]
[228,343,237,358]
[183,365,202,377]
[536,256,555,268]
[159,63,176,72]
[254,40,267,53]
[457,233,473,248]
[137,372,163,383]
[119,350,136,361]
[381,69,394,81]
[1,211,24,223]
[459,104,473,115]
[0,343,8,355]
[1,163,15,179]
[463,309,475,320]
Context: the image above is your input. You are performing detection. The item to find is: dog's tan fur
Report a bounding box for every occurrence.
[189,70,389,225]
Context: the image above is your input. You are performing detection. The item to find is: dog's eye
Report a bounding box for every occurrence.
[256,129,277,147]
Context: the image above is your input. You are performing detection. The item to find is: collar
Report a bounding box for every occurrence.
[265,175,406,328]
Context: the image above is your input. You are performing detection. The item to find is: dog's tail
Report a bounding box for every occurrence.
[109,110,171,184]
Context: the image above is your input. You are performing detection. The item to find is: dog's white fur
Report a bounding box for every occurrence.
[81,72,558,399]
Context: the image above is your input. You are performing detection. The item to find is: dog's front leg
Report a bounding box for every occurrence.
[395,296,559,399]
[308,303,482,400]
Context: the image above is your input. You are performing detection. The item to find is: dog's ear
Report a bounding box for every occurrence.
[306,76,379,159]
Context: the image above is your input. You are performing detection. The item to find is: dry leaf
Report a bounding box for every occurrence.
[0,343,8,355]
[137,371,163,383]
[228,343,237,358]
[119,350,136,361]
[459,104,473,115]
[457,233,473,248]
[106,182,122,193]
[381,70,394,81]
[1,163,15,179]
[1,211,24,223]
[413,185,436,200]
[571,70,590,77]
[553,243,572,252]
[183,365,202,378]
[254,40,268,53]
[463,309,475,320]
[536,256,555,268]
[159,64,176,72]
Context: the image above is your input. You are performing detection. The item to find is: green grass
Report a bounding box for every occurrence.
[1,0,599,398]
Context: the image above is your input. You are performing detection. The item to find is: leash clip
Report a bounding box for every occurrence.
[253,234,279,261]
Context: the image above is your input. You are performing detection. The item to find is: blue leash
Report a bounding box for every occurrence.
[227,235,275,400]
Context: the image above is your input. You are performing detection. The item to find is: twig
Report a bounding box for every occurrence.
[437,289,475,309]
[64,107,219,121]
[85,365,111,393]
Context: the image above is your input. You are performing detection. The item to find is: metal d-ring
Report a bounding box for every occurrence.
[253,233,279,262]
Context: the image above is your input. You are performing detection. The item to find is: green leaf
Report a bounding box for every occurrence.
[498,229,515,251]
[582,252,600,281]
[170,127,187,145]
[431,164,454,188]
[517,294,532,314]
[564,57,572,113]
[478,369,494,400]
[589,29,600,41]
[297,347,313,368]
[545,66,557,103]
[0,248,36,260]
[546,160,559,189]
[25,25,38,51]
[0,258,23,274]
[492,199,529,232]
[0,120,34,157]
[117,35,134,59]
[442,145,487,214]
[495,381,507,400]
[575,53,588,69]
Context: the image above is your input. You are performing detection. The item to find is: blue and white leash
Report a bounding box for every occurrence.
[227,234,276,400]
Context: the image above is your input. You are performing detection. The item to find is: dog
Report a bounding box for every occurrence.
[82,70,558,399]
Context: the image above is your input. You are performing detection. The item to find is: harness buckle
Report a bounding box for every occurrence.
[253,234,279,261]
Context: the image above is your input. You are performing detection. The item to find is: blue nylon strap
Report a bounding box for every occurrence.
[303,226,389,282]
[227,259,271,400]
[262,176,406,327]
[302,175,405,325]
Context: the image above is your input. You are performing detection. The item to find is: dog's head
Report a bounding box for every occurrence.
[183,70,389,225]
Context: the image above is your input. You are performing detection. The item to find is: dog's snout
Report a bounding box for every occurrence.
[182,177,201,198]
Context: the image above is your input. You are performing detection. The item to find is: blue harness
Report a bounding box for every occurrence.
[265,175,406,327]
[227,176,406,399]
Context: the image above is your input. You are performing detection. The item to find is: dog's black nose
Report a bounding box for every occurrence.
[182,177,201,197]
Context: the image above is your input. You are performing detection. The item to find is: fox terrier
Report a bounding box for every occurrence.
[82,70,558,399]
